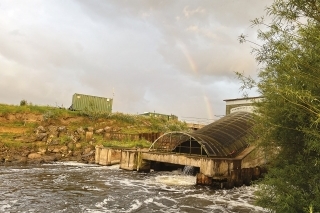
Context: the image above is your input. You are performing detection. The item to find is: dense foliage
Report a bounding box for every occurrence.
[238,0,320,212]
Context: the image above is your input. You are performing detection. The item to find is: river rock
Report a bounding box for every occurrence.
[69,134,80,143]
[42,155,57,162]
[54,153,62,160]
[57,126,67,137]
[87,127,94,132]
[86,132,93,142]
[50,148,61,153]
[4,156,13,162]
[82,150,94,157]
[83,147,93,155]
[47,125,57,134]
[36,133,48,141]
[66,150,73,157]
[88,157,95,164]
[112,127,121,132]
[60,146,68,154]
[38,147,47,154]
[36,126,46,133]
[57,126,67,132]
[50,138,60,145]
[46,134,54,144]
[95,129,104,134]
[75,143,82,149]
[67,142,74,149]
[28,153,42,159]
[76,127,85,135]
[17,156,28,164]
[73,150,81,157]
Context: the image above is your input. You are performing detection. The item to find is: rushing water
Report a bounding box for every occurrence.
[0,162,267,213]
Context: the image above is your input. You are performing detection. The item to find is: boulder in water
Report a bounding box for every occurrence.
[28,153,42,159]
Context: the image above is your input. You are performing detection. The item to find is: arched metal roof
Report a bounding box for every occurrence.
[149,111,255,157]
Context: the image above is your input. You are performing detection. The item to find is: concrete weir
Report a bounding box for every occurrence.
[95,145,121,166]
[95,145,266,188]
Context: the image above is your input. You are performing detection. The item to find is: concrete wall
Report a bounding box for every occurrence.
[241,147,266,168]
[95,145,102,164]
[95,146,265,177]
[95,146,266,188]
[95,146,121,166]
[119,150,138,170]
[142,152,235,177]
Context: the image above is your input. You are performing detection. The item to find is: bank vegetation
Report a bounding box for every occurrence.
[0,103,188,165]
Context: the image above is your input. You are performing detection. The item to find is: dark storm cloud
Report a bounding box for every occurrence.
[0,0,272,121]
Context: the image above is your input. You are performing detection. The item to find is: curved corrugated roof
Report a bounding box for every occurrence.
[149,111,255,157]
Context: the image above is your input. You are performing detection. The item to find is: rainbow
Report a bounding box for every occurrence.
[178,41,214,120]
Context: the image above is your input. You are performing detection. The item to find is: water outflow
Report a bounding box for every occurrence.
[182,165,194,175]
[0,162,267,213]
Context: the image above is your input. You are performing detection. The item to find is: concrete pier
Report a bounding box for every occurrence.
[95,146,121,166]
[119,150,137,170]
[95,146,265,188]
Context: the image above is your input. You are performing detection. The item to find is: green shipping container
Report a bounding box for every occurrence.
[70,93,113,113]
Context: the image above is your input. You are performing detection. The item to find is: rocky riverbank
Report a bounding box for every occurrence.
[0,107,187,166]
[0,124,100,165]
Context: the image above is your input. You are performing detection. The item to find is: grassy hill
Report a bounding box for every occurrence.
[0,103,189,164]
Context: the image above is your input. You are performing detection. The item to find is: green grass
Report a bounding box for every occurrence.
[0,103,189,132]
[0,103,84,119]
[101,139,151,149]
[0,132,21,139]
[0,103,189,149]
[0,121,38,128]
[1,140,35,149]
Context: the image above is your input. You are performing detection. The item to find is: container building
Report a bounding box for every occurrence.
[69,93,113,113]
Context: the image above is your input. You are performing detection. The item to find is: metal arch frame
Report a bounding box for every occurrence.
[198,112,254,135]
[148,131,232,157]
[148,131,211,156]
[148,131,178,151]
[148,112,256,158]
[188,133,226,156]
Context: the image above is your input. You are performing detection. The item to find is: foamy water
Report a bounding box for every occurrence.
[154,175,196,186]
[0,162,267,213]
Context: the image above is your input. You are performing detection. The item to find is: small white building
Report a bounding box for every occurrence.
[223,96,263,115]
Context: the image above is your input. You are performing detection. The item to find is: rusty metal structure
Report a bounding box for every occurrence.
[149,111,255,157]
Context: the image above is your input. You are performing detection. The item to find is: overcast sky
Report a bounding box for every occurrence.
[0,0,273,124]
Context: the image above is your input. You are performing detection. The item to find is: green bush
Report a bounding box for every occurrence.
[20,100,27,106]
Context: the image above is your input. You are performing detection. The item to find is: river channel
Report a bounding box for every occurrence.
[0,162,267,213]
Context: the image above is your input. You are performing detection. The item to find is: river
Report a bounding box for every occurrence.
[0,162,267,213]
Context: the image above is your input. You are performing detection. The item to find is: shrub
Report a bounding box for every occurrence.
[20,100,27,106]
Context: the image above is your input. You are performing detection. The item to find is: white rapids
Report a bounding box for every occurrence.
[0,162,267,213]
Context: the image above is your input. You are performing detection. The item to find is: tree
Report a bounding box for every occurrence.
[20,99,28,106]
[238,0,320,212]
